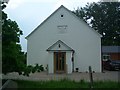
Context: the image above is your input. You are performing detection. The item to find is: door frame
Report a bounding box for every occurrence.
[54,52,66,73]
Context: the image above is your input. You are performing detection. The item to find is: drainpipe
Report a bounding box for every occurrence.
[72,51,75,72]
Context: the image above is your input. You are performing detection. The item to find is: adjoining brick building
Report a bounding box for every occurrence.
[102,46,120,61]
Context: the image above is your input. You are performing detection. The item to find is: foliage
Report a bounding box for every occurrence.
[73,2,120,45]
[2,9,26,74]
[33,64,44,72]
[15,79,120,88]
[19,64,44,76]
[1,2,27,75]
[1,2,44,76]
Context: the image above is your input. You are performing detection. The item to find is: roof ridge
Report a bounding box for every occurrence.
[26,5,102,39]
[25,5,64,39]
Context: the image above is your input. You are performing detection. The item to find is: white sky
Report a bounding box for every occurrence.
[4,0,100,52]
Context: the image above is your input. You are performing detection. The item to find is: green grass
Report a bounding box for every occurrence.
[14,79,120,88]
[93,80,120,88]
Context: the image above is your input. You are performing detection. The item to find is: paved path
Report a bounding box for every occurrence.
[2,71,120,82]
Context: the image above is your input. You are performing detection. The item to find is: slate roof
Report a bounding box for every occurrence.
[102,46,120,53]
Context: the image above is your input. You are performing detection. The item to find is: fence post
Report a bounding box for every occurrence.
[89,66,93,89]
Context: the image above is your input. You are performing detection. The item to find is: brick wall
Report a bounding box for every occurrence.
[110,53,120,60]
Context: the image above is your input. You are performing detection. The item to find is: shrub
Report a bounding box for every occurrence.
[19,64,44,76]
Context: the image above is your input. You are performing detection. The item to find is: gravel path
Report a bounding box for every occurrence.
[2,71,120,82]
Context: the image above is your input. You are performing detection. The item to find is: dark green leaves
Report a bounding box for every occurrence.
[73,2,120,45]
[2,5,25,74]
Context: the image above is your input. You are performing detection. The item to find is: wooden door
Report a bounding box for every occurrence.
[54,52,66,73]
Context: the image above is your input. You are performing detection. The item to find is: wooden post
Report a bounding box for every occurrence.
[89,66,93,89]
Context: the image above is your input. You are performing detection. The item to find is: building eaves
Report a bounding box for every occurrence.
[102,46,120,53]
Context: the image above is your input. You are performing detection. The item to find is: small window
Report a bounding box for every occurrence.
[61,14,64,17]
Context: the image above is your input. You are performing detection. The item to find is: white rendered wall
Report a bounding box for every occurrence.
[27,6,101,73]
[48,52,54,73]
[66,52,72,74]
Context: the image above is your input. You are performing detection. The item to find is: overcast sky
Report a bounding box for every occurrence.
[4,0,100,52]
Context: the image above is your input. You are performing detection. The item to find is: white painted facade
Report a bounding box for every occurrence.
[26,5,102,74]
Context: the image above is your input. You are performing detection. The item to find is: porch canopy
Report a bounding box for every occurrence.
[46,40,74,52]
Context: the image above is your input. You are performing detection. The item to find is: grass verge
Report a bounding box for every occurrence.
[13,79,120,88]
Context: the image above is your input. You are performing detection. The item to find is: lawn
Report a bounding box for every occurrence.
[14,79,120,88]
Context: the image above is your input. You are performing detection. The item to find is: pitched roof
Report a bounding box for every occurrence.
[102,46,120,53]
[46,40,74,51]
[26,5,102,39]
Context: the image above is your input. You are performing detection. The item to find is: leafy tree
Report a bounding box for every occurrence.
[1,2,44,76]
[73,2,120,45]
[1,2,26,74]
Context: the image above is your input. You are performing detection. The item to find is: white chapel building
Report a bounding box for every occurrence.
[26,5,102,74]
